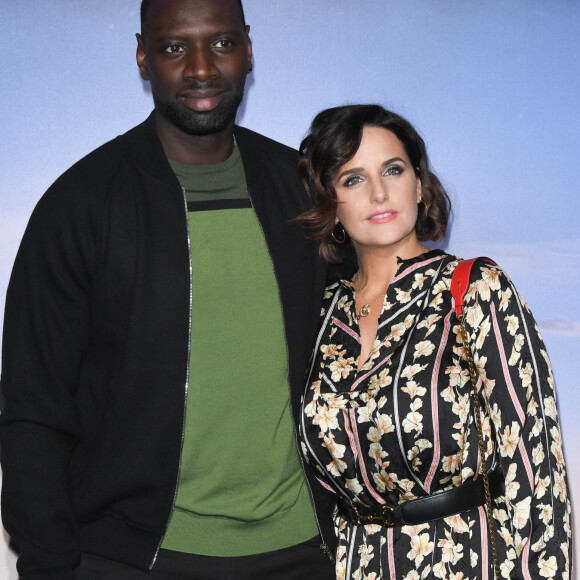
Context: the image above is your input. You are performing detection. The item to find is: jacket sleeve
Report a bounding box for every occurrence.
[0,184,97,579]
[462,260,572,579]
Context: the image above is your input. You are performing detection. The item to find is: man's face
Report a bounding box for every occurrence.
[137,0,252,137]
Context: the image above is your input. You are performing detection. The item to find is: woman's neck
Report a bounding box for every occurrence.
[353,241,428,297]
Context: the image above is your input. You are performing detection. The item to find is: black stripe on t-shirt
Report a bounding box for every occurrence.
[187,199,252,213]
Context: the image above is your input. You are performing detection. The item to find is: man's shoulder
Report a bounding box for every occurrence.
[44,116,157,200]
[64,115,154,177]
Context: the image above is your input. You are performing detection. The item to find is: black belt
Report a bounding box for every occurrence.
[337,471,504,527]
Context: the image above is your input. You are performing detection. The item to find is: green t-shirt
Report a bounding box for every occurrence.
[161,147,318,556]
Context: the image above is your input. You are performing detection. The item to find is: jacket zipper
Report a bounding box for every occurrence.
[246,191,334,564]
[150,185,192,569]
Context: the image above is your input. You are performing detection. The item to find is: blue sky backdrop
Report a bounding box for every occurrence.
[1,1,579,574]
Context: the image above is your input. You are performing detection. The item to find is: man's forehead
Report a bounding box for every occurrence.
[146,0,245,25]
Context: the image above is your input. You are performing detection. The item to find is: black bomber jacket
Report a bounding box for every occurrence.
[0,113,339,579]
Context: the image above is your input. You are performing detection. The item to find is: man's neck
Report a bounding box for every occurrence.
[155,114,236,165]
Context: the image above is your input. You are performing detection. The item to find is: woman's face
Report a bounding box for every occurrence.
[334,126,422,258]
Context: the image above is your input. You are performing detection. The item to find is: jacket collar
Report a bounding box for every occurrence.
[118,112,266,190]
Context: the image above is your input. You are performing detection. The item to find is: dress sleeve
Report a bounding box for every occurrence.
[0,186,96,579]
[461,260,572,579]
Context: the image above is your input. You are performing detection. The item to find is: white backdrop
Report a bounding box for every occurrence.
[1,1,579,577]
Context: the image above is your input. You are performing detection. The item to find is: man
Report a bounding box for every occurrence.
[0,1,337,578]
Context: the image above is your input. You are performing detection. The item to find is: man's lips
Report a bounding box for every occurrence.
[179,90,225,112]
[368,211,397,223]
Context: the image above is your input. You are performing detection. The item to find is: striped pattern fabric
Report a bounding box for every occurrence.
[300,250,571,579]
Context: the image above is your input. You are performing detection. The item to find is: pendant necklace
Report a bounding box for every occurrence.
[353,276,389,322]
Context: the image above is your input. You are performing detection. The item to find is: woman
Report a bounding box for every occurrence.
[297,105,571,579]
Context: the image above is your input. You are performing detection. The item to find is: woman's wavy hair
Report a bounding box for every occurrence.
[297,104,451,263]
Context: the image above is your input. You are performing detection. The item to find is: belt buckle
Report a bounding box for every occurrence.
[380,503,395,526]
[350,503,395,526]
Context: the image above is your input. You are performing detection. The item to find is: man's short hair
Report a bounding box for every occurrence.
[140,0,246,37]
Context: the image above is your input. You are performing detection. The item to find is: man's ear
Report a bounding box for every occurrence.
[136,34,150,81]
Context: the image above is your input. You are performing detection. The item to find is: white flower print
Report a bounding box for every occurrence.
[372,469,397,493]
[451,393,469,424]
[375,413,395,435]
[407,533,433,567]
[441,453,461,474]
[438,529,464,564]
[538,552,558,577]
[544,396,558,421]
[500,559,515,578]
[389,322,408,342]
[553,471,567,502]
[320,343,346,360]
[465,302,484,329]
[345,478,364,495]
[357,397,377,423]
[537,503,553,525]
[551,441,565,468]
[401,363,426,379]
[328,356,356,381]
[312,404,340,434]
[508,346,521,366]
[368,442,387,466]
[535,475,549,499]
[432,279,448,295]
[470,550,478,567]
[512,495,532,529]
[444,514,470,533]
[414,340,435,359]
[402,411,423,434]
[498,286,513,311]
[368,368,392,390]
[358,540,375,567]
[396,288,412,303]
[505,314,519,336]
[413,273,428,289]
[505,463,521,500]
[518,361,533,389]
[531,416,543,438]
[402,380,427,399]
[475,316,491,349]
[499,422,520,458]
[481,266,502,290]
[445,360,469,388]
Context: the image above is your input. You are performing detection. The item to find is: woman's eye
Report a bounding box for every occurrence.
[384,165,403,176]
[343,175,364,187]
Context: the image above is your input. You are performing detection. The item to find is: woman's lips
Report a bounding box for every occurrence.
[368,211,397,224]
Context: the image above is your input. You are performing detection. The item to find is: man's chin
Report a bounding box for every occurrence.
[157,100,240,137]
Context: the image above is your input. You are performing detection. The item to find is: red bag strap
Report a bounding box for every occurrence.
[451,257,495,317]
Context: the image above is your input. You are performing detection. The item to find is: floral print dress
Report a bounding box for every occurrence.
[300,250,571,579]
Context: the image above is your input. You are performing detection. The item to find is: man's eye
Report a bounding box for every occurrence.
[164,43,184,54]
[213,39,233,49]
[344,175,363,187]
[384,165,403,176]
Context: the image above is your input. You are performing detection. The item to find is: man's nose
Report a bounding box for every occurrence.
[184,47,218,81]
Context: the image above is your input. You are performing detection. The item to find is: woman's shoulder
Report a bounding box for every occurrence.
[446,255,528,318]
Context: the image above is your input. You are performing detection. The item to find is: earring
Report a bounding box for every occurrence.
[331,222,346,244]
[417,200,428,222]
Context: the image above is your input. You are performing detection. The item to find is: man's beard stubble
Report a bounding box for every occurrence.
[156,89,244,137]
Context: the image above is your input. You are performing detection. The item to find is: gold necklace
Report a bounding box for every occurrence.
[353,277,388,321]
